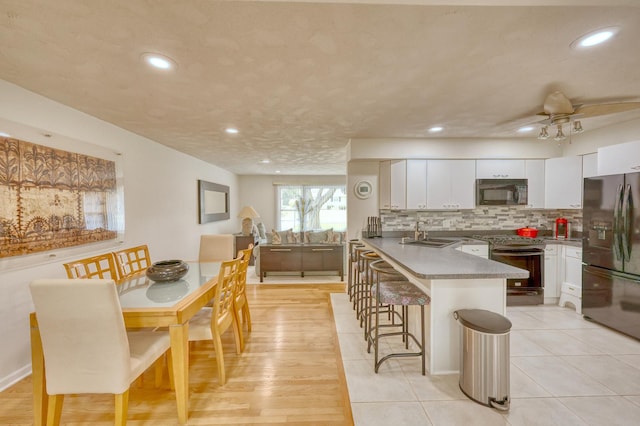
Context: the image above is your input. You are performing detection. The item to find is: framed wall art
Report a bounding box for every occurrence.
[198,180,229,223]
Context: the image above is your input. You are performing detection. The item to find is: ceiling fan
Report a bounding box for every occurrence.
[533,91,640,140]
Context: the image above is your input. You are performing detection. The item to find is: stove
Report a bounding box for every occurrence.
[472,235,545,306]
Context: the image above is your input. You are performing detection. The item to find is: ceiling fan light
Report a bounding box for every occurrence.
[573,120,584,133]
[554,125,566,141]
[537,126,549,140]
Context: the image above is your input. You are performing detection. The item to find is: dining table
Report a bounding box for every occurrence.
[30,261,222,425]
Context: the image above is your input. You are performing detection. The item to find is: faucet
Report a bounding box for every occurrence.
[415,221,428,240]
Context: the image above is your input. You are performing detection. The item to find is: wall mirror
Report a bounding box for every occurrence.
[198,180,230,223]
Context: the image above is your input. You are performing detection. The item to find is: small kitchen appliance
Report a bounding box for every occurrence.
[555,217,568,239]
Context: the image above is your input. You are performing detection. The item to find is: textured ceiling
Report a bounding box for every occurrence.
[1,1,639,175]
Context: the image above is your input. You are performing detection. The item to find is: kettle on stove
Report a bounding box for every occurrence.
[555,217,568,239]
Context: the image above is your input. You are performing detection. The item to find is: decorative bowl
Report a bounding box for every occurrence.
[146,260,189,282]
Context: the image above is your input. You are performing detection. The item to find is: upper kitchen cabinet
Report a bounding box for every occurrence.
[597,140,640,175]
[582,153,598,178]
[525,159,544,209]
[406,159,427,210]
[379,160,406,210]
[426,159,475,209]
[476,159,525,179]
[545,156,582,209]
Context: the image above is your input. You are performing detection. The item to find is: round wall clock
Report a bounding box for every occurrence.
[354,180,373,199]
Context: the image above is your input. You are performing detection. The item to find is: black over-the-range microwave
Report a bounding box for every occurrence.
[476,179,528,206]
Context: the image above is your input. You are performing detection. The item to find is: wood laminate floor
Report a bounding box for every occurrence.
[0,283,353,425]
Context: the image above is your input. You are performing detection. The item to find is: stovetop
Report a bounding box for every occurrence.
[471,234,547,246]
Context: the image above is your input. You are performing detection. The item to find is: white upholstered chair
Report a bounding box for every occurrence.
[188,258,242,385]
[198,234,235,262]
[29,279,171,426]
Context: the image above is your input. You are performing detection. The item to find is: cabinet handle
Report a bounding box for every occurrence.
[270,249,292,252]
[312,248,333,252]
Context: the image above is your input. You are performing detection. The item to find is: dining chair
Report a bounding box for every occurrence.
[29,279,171,426]
[63,253,119,280]
[188,258,242,385]
[113,245,151,280]
[198,234,235,262]
[234,245,254,351]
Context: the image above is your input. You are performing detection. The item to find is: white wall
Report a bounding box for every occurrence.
[238,174,346,232]
[347,161,380,239]
[561,117,640,157]
[0,80,240,390]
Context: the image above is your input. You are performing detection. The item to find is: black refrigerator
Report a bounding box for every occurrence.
[583,172,640,340]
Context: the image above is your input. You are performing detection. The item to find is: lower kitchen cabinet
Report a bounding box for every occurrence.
[456,243,488,258]
[559,246,583,313]
[544,244,560,301]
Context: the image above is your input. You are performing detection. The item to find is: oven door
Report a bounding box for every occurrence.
[491,248,544,305]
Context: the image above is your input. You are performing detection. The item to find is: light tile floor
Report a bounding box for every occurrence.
[331,293,640,426]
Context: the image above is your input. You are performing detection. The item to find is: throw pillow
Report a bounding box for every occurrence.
[308,230,327,244]
[324,228,334,244]
[271,229,282,244]
[285,228,296,243]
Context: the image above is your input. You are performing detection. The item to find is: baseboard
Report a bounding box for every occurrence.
[0,364,31,392]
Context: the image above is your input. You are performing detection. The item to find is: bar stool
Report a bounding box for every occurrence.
[347,240,365,302]
[367,259,430,375]
[361,260,407,340]
[352,246,374,313]
[356,250,381,322]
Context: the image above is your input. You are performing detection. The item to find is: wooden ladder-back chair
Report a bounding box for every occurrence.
[113,245,151,280]
[188,258,242,385]
[29,279,171,426]
[234,245,254,351]
[63,253,119,281]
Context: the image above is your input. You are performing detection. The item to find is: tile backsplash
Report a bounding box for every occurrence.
[379,207,582,234]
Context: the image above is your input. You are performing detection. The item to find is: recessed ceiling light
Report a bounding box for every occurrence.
[517,126,535,133]
[275,170,281,174]
[428,126,443,133]
[0,132,10,137]
[140,52,177,70]
[572,27,619,49]
[260,159,270,164]
[225,128,239,134]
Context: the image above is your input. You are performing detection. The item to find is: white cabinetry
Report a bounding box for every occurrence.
[545,156,583,209]
[544,244,560,301]
[406,159,427,209]
[525,159,545,209]
[597,140,640,175]
[456,243,489,259]
[379,160,406,210]
[427,160,475,210]
[559,246,583,313]
[476,159,525,179]
[582,153,598,178]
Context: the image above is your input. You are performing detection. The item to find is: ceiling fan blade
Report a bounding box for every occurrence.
[574,102,640,118]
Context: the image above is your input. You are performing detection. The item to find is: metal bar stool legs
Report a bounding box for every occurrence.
[367,260,430,375]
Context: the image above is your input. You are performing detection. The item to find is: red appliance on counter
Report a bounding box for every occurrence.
[555,217,568,239]
[516,227,538,238]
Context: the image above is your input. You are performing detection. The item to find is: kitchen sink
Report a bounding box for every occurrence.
[399,237,459,248]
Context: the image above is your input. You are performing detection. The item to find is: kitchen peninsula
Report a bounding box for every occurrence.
[362,237,528,375]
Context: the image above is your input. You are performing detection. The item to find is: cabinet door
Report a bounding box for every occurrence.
[426,160,452,209]
[525,159,545,209]
[544,244,559,298]
[406,159,427,209]
[597,140,640,175]
[449,160,476,209]
[582,153,598,178]
[390,160,407,210]
[457,244,489,258]
[564,247,583,287]
[545,156,583,209]
[476,159,525,179]
[379,161,391,209]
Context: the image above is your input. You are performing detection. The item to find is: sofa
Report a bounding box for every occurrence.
[253,228,346,280]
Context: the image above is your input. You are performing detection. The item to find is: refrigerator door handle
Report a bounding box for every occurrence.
[614,183,624,261]
[622,183,632,261]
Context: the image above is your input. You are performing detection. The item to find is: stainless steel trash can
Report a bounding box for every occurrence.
[453,309,511,411]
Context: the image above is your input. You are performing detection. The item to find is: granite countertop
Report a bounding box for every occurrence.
[363,237,529,280]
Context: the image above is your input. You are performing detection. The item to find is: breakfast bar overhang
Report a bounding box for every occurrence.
[361,237,529,375]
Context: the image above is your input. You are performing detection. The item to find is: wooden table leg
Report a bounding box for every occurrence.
[30,313,47,426]
[169,323,189,424]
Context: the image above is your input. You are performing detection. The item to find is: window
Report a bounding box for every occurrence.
[276,184,346,232]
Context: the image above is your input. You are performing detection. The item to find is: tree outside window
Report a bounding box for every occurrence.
[277,185,346,232]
